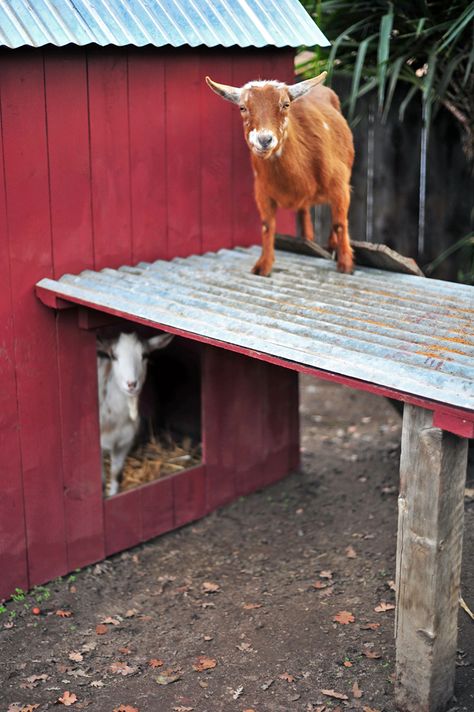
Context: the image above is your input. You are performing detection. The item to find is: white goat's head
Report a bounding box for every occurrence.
[98,332,174,396]
[206,72,327,159]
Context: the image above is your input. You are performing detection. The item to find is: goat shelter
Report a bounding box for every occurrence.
[0,0,329,598]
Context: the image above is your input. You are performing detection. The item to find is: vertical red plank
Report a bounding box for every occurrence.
[104,489,142,557]
[173,465,207,529]
[128,48,168,263]
[262,364,300,486]
[141,477,174,541]
[231,51,266,248]
[87,47,132,270]
[44,49,105,571]
[200,49,234,253]
[202,346,238,510]
[2,50,68,586]
[166,50,202,258]
[0,78,29,598]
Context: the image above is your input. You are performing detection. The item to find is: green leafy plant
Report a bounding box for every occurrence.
[11,588,25,602]
[299,1,474,163]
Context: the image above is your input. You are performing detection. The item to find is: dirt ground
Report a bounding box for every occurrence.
[1,376,473,712]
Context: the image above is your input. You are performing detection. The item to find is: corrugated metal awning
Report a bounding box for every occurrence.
[36,246,474,413]
[0,0,329,49]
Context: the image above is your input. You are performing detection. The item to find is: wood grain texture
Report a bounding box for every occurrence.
[395,404,468,712]
[0,86,28,597]
[166,50,202,258]
[2,50,68,587]
[128,48,168,263]
[87,47,132,270]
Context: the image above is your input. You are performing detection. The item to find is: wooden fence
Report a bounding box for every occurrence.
[311,79,474,282]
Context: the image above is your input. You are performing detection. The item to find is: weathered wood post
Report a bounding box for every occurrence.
[395,404,468,712]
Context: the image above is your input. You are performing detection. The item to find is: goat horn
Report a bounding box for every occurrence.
[205,76,241,104]
[288,71,327,101]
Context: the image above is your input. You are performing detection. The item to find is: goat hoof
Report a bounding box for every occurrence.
[251,260,272,277]
[337,259,354,274]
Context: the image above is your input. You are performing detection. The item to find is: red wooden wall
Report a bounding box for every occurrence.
[0,45,297,600]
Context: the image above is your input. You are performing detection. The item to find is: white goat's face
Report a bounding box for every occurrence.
[99,332,174,397]
[205,73,327,159]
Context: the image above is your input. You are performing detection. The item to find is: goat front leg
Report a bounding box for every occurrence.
[328,182,353,274]
[252,190,277,277]
[108,444,129,497]
[298,207,314,242]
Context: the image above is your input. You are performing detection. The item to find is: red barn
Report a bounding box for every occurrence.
[0,0,328,599]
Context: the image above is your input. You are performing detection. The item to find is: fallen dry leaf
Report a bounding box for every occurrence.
[148,659,164,668]
[124,609,138,618]
[173,707,193,712]
[26,673,48,684]
[192,656,217,672]
[363,707,381,712]
[90,681,104,688]
[95,624,108,635]
[345,545,357,558]
[360,622,381,630]
[321,689,348,701]
[319,570,333,579]
[202,581,220,593]
[8,706,40,712]
[113,707,139,712]
[374,602,395,613]
[279,672,295,682]
[333,610,355,625]
[155,669,182,685]
[312,581,329,590]
[110,661,136,676]
[101,616,121,625]
[82,642,97,653]
[56,610,73,618]
[58,691,78,706]
[362,648,382,659]
[118,647,132,655]
[242,602,262,609]
[69,651,84,662]
[388,580,396,592]
[352,681,363,699]
[343,661,352,667]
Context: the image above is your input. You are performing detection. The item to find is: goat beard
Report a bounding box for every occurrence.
[127,395,139,422]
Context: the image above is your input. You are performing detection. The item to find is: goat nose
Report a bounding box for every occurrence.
[258,133,273,149]
[127,380,137,390]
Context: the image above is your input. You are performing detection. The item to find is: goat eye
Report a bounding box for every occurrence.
[97,350,111,360]
[240,106,247,113]
[282,101,290,109]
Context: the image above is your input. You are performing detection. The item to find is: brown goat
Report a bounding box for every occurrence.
[206,73,354,276]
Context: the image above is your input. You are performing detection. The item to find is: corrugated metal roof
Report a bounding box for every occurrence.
[36,247,474,412]
[0,0,330,49]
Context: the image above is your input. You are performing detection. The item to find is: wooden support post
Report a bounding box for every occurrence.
[395,404,468,712]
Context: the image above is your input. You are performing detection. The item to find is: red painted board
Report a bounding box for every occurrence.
[44,49,94,278]
[200,49,234,253]
[44,49,105,571]
[166,50,202,258]
[128,48,168,263]
[2,50,68,586]
[173,465,207,529]
[263,364,300,484]
[55,311,105,569]
[202,346,238,510]
[0,89,28,599]
[231,51,262,248]
[104,488,142,557]
[432,411,474,439]
[87,47,132,270]
[141,476,174,542]
[232,356,268,497]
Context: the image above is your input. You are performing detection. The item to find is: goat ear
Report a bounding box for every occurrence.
[146,333,174,352]
[205,76,241,105]
[288,71,327,101]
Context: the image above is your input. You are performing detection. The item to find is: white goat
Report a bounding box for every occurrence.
[97,331,174,496]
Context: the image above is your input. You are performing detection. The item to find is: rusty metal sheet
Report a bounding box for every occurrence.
[36,246,474,411]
